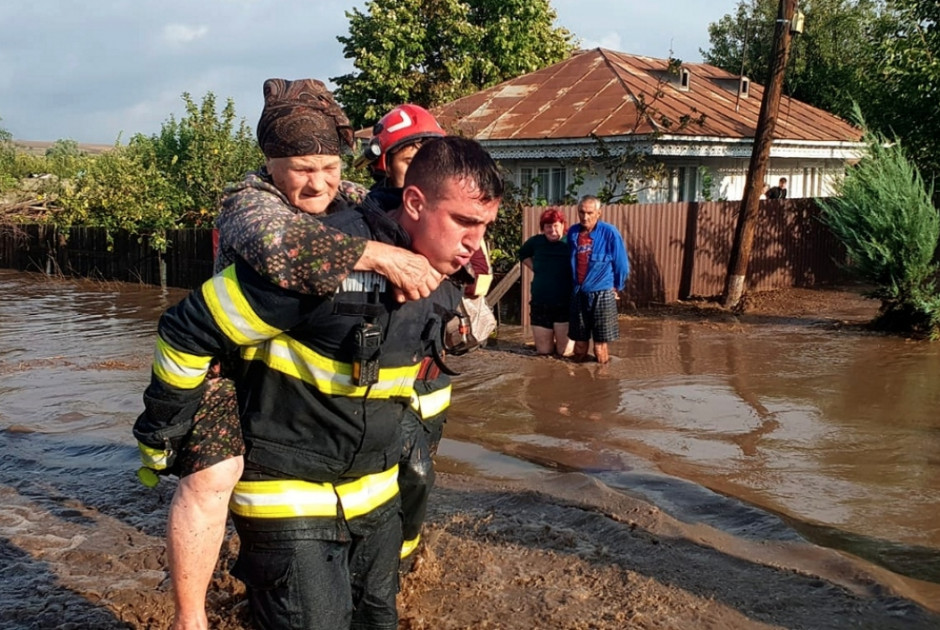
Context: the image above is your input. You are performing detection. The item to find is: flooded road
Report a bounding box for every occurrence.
[1,268,938,626]
[442,317,940,588]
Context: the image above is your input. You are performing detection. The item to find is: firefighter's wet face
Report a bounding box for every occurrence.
[403,175,499,275]
[386,143,422,189]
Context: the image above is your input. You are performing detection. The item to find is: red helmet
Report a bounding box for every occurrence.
[361,104,445,173]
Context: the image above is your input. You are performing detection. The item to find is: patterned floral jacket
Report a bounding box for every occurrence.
[215,170,369,295]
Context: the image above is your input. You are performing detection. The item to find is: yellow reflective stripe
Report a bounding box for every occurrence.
[152,336,211,389]
[401,534,420,559]
[413,384,452,420]
[335,465,399,519]
[230,479,339,518]
[472,273,493,297]
[202,265,282,345]
[138,442,170,470]
[229,465,399,520]
[241,336,419,398]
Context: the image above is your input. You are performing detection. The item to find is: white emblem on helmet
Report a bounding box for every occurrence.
[386,110,413,133]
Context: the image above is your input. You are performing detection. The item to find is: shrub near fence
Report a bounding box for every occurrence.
[0,225,215,290]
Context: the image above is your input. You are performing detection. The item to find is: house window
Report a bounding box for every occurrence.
[670,167,699,202]
[520,166,567,204]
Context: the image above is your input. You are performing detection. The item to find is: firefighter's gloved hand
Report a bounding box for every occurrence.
[136,439,178,487]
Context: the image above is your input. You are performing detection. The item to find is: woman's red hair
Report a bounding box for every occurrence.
[539,208,566,228]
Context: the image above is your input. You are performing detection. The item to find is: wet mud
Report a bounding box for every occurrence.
[1,270,938,629]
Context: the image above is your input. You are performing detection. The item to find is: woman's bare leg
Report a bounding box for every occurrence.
[167,456,244,630]
[532,326,556,355]
[553,322,574,357]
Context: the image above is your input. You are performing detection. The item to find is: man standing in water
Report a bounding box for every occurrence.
[567,195,629,364]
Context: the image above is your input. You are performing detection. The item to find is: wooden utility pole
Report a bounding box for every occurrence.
[722,0,799,309]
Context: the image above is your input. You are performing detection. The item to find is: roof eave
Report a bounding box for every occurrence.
[651,135,866,160]
[477,135,866,161]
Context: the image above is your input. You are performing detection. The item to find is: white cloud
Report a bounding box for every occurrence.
[162,24,209,46]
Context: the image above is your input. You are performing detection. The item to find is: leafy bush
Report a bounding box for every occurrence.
[55,145,187,251]
[0,122,17,192]
[139,92,262,225]
[47,92,263,250]
[819,114,940,337]
[35,139,94,185]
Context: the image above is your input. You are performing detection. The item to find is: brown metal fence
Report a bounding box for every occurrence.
[0,225,215,290]
[520,198,847,325]
[1,198,845,311]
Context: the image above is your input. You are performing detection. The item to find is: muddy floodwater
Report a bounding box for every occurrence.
[445,312,940,586]
[1,268,939,629]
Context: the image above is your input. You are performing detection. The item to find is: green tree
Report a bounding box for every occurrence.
[0,121,58,196]
[333,0,574,128]
[55,145,186,251]
[44,138,81,160]
[703,1,777,86]
[464,0,575,88]
[141,91,262,225]
[53,91,262,249]
[703,0,887,120]
[706,1,940,197]
[866,0,940,192]
[44,139,87,179]
[0,119,16,191]
[818,112,940,338]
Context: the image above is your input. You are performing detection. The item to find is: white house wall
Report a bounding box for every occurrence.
[705,158,847,200]
[494,156,848,204]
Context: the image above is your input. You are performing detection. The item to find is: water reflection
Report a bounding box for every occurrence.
[447,316,940,584]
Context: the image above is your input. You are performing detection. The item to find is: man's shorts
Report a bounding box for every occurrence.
[529,301,571,329]
[568,289,620,343]
[177,376,245,477]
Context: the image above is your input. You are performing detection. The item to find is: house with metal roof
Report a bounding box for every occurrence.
[432,48,864,204]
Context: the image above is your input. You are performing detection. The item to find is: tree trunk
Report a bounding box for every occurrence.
[723,0,798,309]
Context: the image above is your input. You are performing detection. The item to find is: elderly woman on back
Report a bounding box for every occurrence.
[519,208,574,356]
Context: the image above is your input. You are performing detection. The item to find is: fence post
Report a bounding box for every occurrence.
[159,252,167,290]
[678,202,700,300]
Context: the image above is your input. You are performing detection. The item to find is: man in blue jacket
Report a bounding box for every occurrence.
[567,195,629,364]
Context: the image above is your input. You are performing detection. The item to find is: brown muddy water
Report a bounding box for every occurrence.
[1,268,939,626]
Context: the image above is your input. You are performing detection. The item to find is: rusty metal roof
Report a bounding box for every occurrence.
[432,48,861,144]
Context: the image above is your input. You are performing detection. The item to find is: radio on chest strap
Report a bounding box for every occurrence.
[333,284,386,386]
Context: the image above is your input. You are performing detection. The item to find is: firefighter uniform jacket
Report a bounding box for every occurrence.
[134,199,462,534]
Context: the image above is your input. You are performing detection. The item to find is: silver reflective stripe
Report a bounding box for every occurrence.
[152,336,211,389]
[340,271,387,294]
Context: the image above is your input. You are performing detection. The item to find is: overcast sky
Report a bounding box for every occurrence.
[0,1,743,144]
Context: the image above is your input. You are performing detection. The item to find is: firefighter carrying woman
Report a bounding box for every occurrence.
[133,78,502,630]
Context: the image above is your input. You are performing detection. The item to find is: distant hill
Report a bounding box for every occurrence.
[13,140,115,156]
